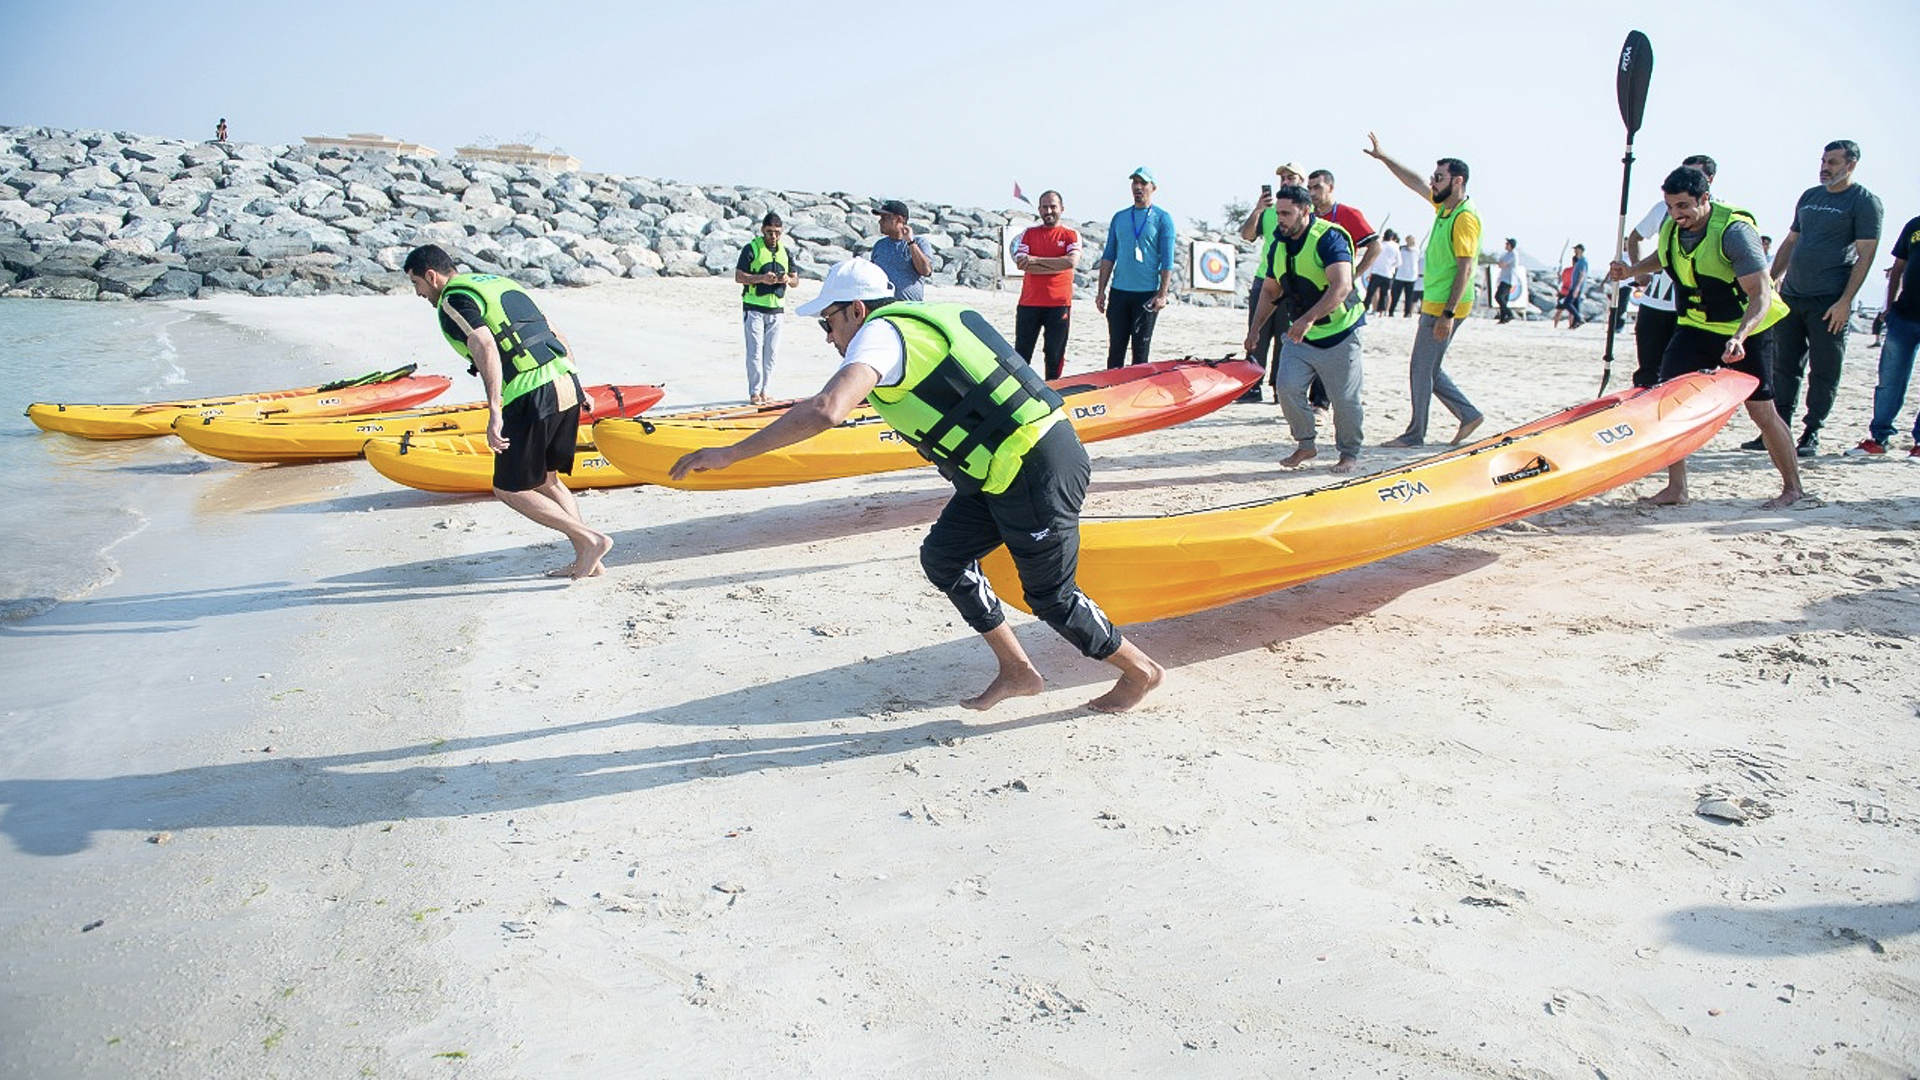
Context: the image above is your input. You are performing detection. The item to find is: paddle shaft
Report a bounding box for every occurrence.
[1598,137,1635,395]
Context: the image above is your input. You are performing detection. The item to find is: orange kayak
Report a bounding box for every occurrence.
[363,433,632,493]
[173,383,664,463]
[24,366,451,439]
[594,359,1262,490]
[982,369,1758,624]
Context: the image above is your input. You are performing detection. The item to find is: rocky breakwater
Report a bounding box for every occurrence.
[0,125,1231,305]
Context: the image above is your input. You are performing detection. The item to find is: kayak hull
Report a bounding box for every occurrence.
[594,359,1261,490]
[982,369,1758,624]
[25,369,452,439]
[173,383,664,463]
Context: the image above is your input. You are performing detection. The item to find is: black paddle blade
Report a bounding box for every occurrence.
[1616,31,1653,135]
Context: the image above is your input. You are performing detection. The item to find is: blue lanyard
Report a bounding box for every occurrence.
[1131,207,1150,245]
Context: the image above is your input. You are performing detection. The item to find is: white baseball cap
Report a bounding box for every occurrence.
[795,258,895,316]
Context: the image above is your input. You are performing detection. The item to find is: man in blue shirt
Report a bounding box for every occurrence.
[1562,244,1589,329]
[870,199,934,301]
[1096,167,1176,367]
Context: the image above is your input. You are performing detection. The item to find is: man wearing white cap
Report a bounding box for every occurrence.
[669,258,1164,714]
[1096,167,1176,368]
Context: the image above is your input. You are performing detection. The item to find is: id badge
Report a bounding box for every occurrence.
[1134,245,1144,262]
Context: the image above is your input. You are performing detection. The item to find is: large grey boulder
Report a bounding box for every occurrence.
[13,275,100,300]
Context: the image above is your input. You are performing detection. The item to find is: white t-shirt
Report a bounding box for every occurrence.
[1371,243,1400,279]
[1632,200,1676,311]
[1394,244,1420,281]
[837,319,908,385]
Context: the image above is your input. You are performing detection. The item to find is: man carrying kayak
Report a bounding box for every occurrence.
[404,244,612,578]
[670,258,1163,713]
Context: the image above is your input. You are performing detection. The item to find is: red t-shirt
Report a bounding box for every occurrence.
[1016,225,1080,307]
[1321,203,1376,248]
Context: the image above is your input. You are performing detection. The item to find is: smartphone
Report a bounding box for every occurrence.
[1261,184,1272,197]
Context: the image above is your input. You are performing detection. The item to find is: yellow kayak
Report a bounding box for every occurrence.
[363,433,635,493]
[25,366,451,440]
[172,383,665,463]
[983,370,1756,624]
[594,359,1261,490]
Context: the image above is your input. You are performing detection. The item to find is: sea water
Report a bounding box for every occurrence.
[0,300,292,620]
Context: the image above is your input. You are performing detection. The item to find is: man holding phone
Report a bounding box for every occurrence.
[1237,163,1306,400]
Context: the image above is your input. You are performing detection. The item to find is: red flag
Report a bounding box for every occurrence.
[1013,182,1031,205]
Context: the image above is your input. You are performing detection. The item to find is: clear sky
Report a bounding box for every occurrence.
[6,0,1917,274]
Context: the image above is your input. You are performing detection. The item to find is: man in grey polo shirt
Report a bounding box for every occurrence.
[1756,139,1883,456]
[871,199,934,301]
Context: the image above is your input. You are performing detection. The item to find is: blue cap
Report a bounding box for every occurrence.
[1129,166,1156,184]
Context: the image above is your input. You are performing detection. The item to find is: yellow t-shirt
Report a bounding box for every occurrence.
[1420,199,1482,318]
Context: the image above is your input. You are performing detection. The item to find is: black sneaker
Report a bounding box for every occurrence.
[1236,389,1263,404]
[1797,433,1819,458]
[1739,435,1767,451]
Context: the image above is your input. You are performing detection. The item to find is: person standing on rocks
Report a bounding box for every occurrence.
[214,118,227,142]
[1238,163,1306,401]
[403,244,612,578]
[668,258,1164,713]
[1096,167,1176,369]
[1758,139,1884,458]
[1626,154,1720,387]
[1011,190,1080,381]
[1606,166,1804,509]
[735,213,799,405]
[871,199,933,301]
[1364,133,1485,447]
[1244,184,1367,474]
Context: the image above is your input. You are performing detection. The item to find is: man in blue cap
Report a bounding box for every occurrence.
[1095,167,1176,368]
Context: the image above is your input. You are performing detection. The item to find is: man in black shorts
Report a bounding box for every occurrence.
[1608,167,1804,509]
[404,244,613,578]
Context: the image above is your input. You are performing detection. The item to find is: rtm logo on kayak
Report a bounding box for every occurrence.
[1376,480,1431,503]
[878,430,906,443]
[355,424,384,432]
[197,408,224,417]
[580,459,607,470]
[1072,404,1108,419]
[1594,423,1635,445]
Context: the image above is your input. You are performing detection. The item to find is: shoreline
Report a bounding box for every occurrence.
[3,277,1917,1078]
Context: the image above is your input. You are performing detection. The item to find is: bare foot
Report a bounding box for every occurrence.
[961,666,1044,711]
[1380,436,1421,448]
[1330,454,1358,474]
[1637,486,1688,506]
[557,531,614,579]
[1761,489,1805,510]
[1279,446,1318,469]
[1450,416,1485,445]
[1088,657,1164,713]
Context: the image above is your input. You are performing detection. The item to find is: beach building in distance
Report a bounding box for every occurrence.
[301,132,437,156]
[454,143,580,172]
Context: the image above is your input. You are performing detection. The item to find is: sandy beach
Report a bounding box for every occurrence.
[3,277,1917,1078]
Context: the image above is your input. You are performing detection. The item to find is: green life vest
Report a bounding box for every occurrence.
[1424,196,1479,309]
[741,236,792,311]
[864,302,1067,495]
[437,273,576,408]
[1658,200,1789,335]
[1261,216,1363,342]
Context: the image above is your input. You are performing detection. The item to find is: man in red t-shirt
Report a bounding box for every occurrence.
[1299,169,1381,410]
[1012,190,1081,379]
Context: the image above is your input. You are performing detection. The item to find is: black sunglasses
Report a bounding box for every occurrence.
[817,302,849,333]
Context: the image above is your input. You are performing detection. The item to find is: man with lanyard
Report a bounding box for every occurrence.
[1096,167,1176,369]
[1011,190,1080,381]
[1301,169,1379,411]
[670,259,1163,713]
[1626,154,1718,388]
[1607,166,1805,509]
[1761,139,1884,457]
[1843,211,1920,458]
[1244,185,1367,474]
[403,244,612,578]
[1236,163,1307,401]
[1365,133,1486,447]
[735,213,799,405]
